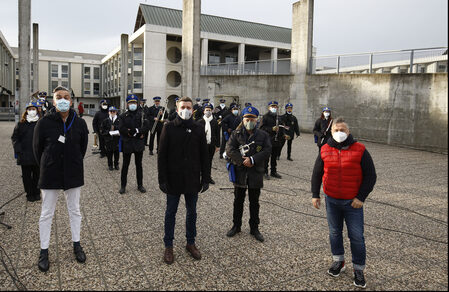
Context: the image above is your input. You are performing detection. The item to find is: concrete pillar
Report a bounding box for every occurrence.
[120,34,128,112]
[271,47,278,73]
[201,38,208,74]
[32,23,39,94]
[18,0,31,123]
[238,43,245,73]
[182,0,201,98]
[289,0,314,130]
[143,30,166,100]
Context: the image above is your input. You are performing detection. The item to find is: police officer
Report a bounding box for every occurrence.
[313,107,333,150]
[37,91,54,114]
[100,106,121,171]
[118,94,150,194]
[147,96,168,155]
[225,106,272,242]
[279,103,300,161]
[168,97,179,121]
[140,99,150,146]
[92,99,109,158]
[220,104,241,157]
[260,101,284,179]
[197,103,220,184]
[214,98,228,124]
[192,98,202,121]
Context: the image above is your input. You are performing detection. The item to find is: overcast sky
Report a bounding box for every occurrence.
[0,0,447,56]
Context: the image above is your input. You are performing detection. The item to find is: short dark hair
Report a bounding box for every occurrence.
[178,96,193,105]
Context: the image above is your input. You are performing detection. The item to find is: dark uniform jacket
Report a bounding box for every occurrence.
[221,114,242,134]
[168,108,177,121]
[226,125,272,189]
[92,108,109,134]
[313,118,333,147]
[33,108,89,190]
[193,104,203,121]
[281,113,300,139]
[259,112,285,147]
[147,105,168,133]
[11,121,39,166]
[100,116,121,152]
[213,106,228,124]
[197,117,221,148]
[158,116,210,195]
[118,108,150,153]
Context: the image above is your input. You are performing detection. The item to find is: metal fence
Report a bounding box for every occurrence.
[201,58,291,76]
[0,107,14,121]
[312,47,448,74]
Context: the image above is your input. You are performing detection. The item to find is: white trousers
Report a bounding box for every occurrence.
[39,187,82,249]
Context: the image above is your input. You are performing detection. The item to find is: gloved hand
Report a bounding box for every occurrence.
[128,128,136,136]
[159,183,168,194]
[200,183,209,193]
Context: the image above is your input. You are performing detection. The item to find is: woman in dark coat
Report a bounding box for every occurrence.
[11,102,41,202]
[313,107,333,149]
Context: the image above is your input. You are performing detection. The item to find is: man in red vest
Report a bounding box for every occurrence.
[311,117,376,289]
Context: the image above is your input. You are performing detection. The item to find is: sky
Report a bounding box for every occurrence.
[0,0,447,56]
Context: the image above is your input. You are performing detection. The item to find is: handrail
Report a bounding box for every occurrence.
[314,47,447,59]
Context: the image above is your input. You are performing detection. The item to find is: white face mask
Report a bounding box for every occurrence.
[129,104,137,111]
[178,108,192,120]
[333,131,348,143]
[109,113,116,119]
[102,104,108,110]
[204,111,212,118]
[232,110,239,116]
[324,112,330,118]
[270,107,277,114]
[27,110,37,118]
[220,103,225,109]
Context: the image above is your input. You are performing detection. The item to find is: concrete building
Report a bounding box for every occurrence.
[0,31,16,109]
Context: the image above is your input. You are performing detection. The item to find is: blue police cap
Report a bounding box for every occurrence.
[285,103,293,109]
[242,106,259,118]
[108,106,118,111]
[322,107,331,112]
[26,102,37,109]
[219,99,226,103]
[100,99,108,104]
[230,103,238,110]
[202,98,210,103]
[244,102,252,107]
[195,98,201,102]
[203,103,213,109]
[38,91,47,97]
[153,96,161,101]
[268,101,279,106]
[141,98,147,102]
[36,100,44,106]
[126,94,139,103]
[175,97,179,102]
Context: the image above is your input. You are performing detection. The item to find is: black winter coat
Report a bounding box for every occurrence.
[313,118,333,147]
[221,114,241,134]
[193,104,203,121]
[281,113,300,139]
[197,117,221,148]
[226,126,272,189]
[118,108,150,153]
[100,116,121,152]
[168,108,177,121]
[146,105,168,132]
[213,106,228,123]
[158,116,210,195]
[11,120,39,166]
[33,108,89,190]
[259,112,285,147]
[92,108,109,133]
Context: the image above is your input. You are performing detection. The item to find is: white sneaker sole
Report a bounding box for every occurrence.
[327,265,346,277]
[354,281,366,289]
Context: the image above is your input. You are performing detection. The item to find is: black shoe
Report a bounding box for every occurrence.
[108,166,114,171]
[219,155,223,159]
[115,165,119,170]
[38,251,49,272]
[264,173,271,180]
[250,229,264,242]
[149,150,154,156]
[270,172,282,179]
[328,261,346,277]
[119,186,126,194]
[226,226,241,237]
[287,157,293,161]
[138,186,146,193]
[354,270,366,288]
[74,245,86,263]
[100,154,106,158]
[210,178,216,185]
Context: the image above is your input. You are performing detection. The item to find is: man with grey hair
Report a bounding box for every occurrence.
[33,86,89,272]
[311,117,376,289]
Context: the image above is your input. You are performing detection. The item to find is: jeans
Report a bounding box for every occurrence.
[325,195,366,270]
[164,193,198,247]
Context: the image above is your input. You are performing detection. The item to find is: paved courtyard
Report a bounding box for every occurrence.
[0,116,447,291]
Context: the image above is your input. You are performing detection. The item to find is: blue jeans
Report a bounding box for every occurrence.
[164,193,198,247]
[325,195,366,270]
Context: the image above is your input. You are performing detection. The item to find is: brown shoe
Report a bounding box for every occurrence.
[186,244,201,260]
[164,247,174,265]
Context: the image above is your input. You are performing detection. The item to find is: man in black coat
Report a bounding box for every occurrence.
[147,96,168,155]
[158,97,210,265]
[259,101,285,179]
[33,86,89,272]
[279,103,300,161]
[197,103,220,184]
[118,94,150,194]
[220,104,241,157]
[92,99,109,157]
[313,107,333,150]
[167,97,179,121]
[225,106,271,242]
[100,106,121,171]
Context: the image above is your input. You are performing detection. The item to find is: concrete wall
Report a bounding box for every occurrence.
[200,73,448,153]
[70,63,82,98]
[143,30,166,100]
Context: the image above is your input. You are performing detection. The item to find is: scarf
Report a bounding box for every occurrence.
[26,115,39,123]
[203,114,213,144]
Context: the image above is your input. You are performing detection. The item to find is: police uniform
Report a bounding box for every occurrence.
[92,99,110,157]
[147,96,168,155]
[118,94,150,194]
[100,106,121,170]
[225,106,272,242]
[37,92,54,115]
[313,107,333,149]
[220,103,241,158]
[168,97,179,121]
[192,98,202,121]
[140,99,150,146]
[279,103,300,161]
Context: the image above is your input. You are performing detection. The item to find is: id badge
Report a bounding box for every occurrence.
[58,135,66,144]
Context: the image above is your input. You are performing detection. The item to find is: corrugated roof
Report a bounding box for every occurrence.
[137,4,291,44]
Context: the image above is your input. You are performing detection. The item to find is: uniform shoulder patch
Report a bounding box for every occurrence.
[256,145,262,152]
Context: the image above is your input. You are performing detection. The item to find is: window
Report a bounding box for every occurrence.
[94,67,100,80]
[84,82,91,95]
[84,104,89,109]
[89,104,95,109]
[61,65,69,78]
[84,67,91,79]
[133,82,142,89]
[93,83,100,95]
[133,71,142,77]
[134,59,142,66]
[51,81,59,91]
[134,47,142,60]
[31,63,34,76]
[61,81,69,88]
[208,53,220,64]
[51,64,58,78]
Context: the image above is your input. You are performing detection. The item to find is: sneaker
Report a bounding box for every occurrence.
[354,270,366,288]
[327,261,346,277]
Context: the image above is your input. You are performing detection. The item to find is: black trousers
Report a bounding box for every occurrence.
[121,151,143,187]
[207,143,215,174]
[149,127,162,152]
[279,139,293,158]
[233,187,261,230]
[107,150,119,167]
[264,145,281,174]
[219,132,227,157]
[21,165,40,200]
[99,135,106,155]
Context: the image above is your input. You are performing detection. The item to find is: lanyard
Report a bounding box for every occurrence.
[63,113,76,135]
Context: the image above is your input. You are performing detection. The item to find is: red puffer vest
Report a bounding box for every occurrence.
[321,142,365,200]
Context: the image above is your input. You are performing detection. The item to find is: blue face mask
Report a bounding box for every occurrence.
[56,99,70,112]
[129,104,137,111]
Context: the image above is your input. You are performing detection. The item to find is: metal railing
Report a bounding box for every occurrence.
[311,47,448,74]
[201,58,291,76]
[0,107,14,121]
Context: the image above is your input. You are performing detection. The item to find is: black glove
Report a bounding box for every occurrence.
[159,183,168,194]
[200,183,209,193]
[128,128,136,136]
